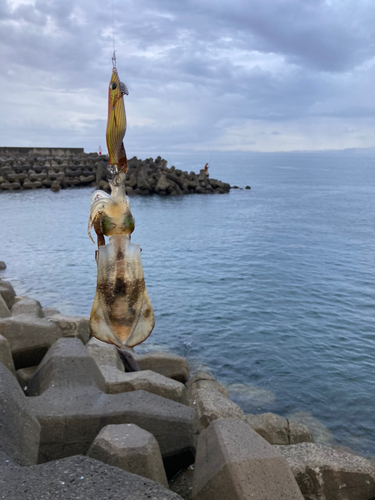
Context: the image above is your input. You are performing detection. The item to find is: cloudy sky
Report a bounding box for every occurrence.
[1,0,375,154]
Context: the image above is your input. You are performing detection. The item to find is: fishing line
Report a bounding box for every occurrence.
[111,0,116,67]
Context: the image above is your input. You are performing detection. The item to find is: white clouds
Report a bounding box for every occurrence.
[1,0,375,152]
[208,117,373,152]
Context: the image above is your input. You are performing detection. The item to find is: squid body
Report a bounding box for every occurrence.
[88,67,155,348]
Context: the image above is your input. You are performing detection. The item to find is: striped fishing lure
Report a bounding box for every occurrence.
[106,67,129,172]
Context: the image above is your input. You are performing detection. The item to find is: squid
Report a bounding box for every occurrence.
[88,63,155,348]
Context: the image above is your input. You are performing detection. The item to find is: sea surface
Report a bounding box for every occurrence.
[1,149,375,456]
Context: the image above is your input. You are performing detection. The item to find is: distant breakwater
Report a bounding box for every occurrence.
[0,149,231,196]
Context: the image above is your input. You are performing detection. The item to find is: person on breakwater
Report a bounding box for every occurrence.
[204,163,209,176]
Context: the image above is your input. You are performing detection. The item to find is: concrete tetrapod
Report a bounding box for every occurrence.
[11,297,44,318]
[0,364,40,465]
[87,337,187,403]
[45,313,90,343]
[188,386,244,430]
[133,351,190,382]
[192,418,304,500]
[16,365,38,391]
[0,453,183,500]
[99,366,187,403]
[0,334,15,374]
[0,314,64,369]
[276,442,375,500]
[186,371,229,398]
[244,413,313,445]
[0,295,89,369]
[87,336,125,371]
[0,294,11,319]
[87,424,168,487]
[170,464,195,500]
[0,280,16,308]
[26,338,197,471]
[41,306,61,317]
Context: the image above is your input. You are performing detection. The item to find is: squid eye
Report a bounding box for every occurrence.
[110,82,117,90]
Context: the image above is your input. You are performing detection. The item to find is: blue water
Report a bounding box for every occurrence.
[1,150,375,456]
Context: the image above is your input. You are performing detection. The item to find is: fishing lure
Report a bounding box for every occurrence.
[88,60,155,348]
[106,65,128,172]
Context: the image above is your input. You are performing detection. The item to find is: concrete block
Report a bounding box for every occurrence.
[25,339,197,467]
[0,454,183,499]
[46,314,90,343]
[170,464,195,500]
[192,418,303,500]
[27,337,106,395]
[42,307,61,317]
[29,388,197,466]
[0,334,15,374]
[245,412,313,445]
[0,315,63,369]
[0,363,40,465]
[289,420,315,444]
[88,340,186,402]
[245,413,288,445]
[189,387,244,430]
[88,423,168,487]
[11,297,43,317]
[16,365,38,391]
[187,370,229,398]
[0,294,11,318]
[100,366,187,403]
[287,411,336,447]
[0,280,16,308]
[87,336,124,371]
[276,442,375,500]
[134,351,189,382]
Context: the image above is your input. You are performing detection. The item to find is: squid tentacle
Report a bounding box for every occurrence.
[88,196,110,243]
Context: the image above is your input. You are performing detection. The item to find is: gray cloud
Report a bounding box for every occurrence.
[1,0,375,153]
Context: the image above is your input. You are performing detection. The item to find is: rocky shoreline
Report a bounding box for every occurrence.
[0,148,232,196]
[0,264,374,499]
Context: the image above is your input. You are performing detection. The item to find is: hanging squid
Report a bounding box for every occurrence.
[88,60,155,348]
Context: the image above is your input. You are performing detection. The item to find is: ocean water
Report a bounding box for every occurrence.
[1,149,375,456]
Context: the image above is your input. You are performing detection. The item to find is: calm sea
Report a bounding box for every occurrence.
[1,149,375,456]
